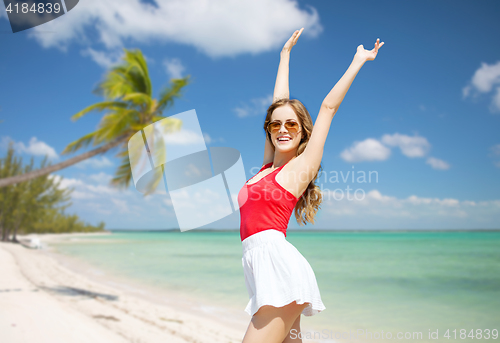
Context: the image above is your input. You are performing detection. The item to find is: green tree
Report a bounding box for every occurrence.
[0,142,88,241]
[0,142,23,241]
[1,142,105,241]
[0,48,189,192]
[12,156,75,240]
[30,208,105,234]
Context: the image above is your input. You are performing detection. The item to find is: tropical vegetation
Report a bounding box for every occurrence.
[0,48,189,239]
[0,142,104,242]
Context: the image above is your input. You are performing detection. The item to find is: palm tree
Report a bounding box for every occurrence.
[0,48,189,190]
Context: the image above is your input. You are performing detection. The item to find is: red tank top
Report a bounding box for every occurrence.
[238,160,305,241]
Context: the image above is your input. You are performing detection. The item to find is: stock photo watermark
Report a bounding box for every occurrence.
[129,109,247,232]
[249,165,379,202]
[3,0,79,33]
[289,328,499,341]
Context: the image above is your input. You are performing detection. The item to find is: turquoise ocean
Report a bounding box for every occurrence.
[51,230,500,343]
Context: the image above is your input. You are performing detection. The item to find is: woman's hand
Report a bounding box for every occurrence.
[282,28,304,53]
[354,38,385,62]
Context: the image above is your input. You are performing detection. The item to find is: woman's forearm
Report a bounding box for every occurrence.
[322,56,366,111]
[273,50,291,102]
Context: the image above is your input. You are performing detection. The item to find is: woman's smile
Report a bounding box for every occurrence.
[277,135,292,143]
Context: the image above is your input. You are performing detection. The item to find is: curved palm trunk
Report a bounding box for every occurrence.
[0,136,129,188]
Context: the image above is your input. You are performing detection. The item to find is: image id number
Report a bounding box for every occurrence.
[444,329,499,340]
[5,2,61,14]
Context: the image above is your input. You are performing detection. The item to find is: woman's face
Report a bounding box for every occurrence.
[269,104,303,153]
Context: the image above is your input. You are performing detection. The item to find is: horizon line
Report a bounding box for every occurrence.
[107,228,500,232]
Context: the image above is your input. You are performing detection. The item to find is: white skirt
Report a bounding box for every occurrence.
[241,229,326,317]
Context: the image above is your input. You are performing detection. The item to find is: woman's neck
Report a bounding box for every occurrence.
[272,151,297,168]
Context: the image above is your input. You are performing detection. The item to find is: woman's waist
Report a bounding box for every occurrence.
[241,229,286,253]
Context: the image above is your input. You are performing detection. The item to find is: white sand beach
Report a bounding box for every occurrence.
[0,233,248,343]
[0,232,327,343]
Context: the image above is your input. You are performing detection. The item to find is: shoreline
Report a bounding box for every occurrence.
[41,233,252,331]
[1,232,247,343]
[1,232,328,343]
[108,228,500,233]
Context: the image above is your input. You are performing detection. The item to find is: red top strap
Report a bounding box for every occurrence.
[238,160,304,241]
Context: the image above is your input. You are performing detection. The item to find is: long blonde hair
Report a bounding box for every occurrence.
[264,98,323,226]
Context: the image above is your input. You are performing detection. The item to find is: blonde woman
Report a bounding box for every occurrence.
[238,29,384,343]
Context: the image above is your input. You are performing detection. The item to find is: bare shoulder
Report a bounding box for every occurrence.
[284,155,317,182]
[276,155,317,198]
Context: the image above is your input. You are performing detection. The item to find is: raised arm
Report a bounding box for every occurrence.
[263,29,304,166]
[298,39,385,178]
[273,28,303,102]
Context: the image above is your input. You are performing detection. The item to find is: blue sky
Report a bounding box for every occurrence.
[1,0,499,230]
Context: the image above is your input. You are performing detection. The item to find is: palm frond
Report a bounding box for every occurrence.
[61,131,97,155]
[121,92,152,108]
[126,69,149,96]
[109,155,133,189]
[94,111,135,146]
[122,49,152,96]
[92,49,154,104]
[70,101,128,121]
[157,76,190,114]
[94,66,132,100]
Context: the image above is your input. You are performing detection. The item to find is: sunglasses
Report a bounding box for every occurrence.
[267,120,300,134]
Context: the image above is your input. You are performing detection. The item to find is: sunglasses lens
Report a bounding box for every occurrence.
[268,122,281,133]
[285,121,299,132]
[268,120,299,133]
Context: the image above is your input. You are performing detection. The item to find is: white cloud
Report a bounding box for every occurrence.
[74,156,114,169]
[339,133,449,171]
[321,188,500,224]
[466,61,500,93]
[203,132,213,144]
[462,85,471,98]
[234,94,273,118]
[111,198,130,213]
[1,136,58,160]
[202,132,224,144]
[80,48,123,68]
[489,144,500,168]
[426,157,450,170]
[381,133,431,158]
[340,138,391,163]
[1,136,15,150]
[491,144,500,156]
[163,128,205,145]
[88,172,114,184]
[493,87,500,112]
[48,175,100,199]
[463,61,500,112]
[49,173,131,200]
[28,0,322,59]
[45,173,168,225]
[49,175,85,190]
[86,184,121,195]
[163,58,185,79]
[44,169,500,230]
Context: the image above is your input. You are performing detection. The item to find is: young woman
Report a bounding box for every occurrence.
[238,29,384,343]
